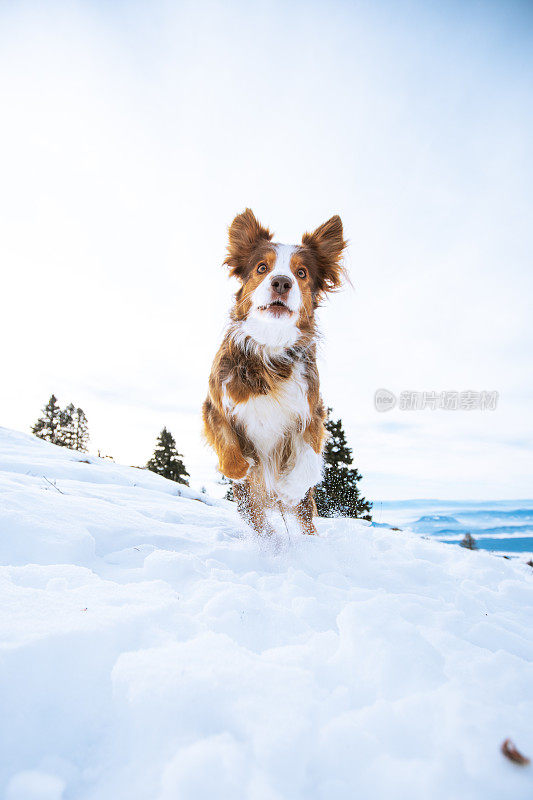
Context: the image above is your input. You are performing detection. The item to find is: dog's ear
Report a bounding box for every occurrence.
[302,215,347,297]
[224,208,273,280]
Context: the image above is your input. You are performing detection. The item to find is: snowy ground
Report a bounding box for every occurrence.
[1,428,532,800]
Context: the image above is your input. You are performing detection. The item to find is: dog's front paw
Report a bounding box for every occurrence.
[220,447,250,481]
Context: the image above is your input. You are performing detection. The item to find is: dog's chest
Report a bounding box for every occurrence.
[231,362,310,455]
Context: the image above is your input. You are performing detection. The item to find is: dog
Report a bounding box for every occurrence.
[203,209,346,536]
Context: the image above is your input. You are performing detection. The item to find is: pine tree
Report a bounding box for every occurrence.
[314,411,372,520]
[460,532,478,550]
[147,427,189,485]
[32,396,90,450]
[58,403,76,449]
[73,407,89,452]
[32,394,62,444]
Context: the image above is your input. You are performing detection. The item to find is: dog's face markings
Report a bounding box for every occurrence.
[225,209,347,334]
[242,245,302,320]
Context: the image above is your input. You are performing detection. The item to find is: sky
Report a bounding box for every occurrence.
[1,0,532,501]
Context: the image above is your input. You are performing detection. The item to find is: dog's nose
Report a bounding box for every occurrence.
[271,275,293,295]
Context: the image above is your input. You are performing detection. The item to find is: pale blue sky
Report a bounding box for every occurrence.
[1,0,532,500]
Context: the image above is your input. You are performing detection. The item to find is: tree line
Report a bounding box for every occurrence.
[31,396,371,519]
[32,394,89,452]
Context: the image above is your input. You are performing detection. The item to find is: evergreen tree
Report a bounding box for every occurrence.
[460,532,478,550]
[32,394,62,444]
[73,407,89,452]
[314,411,372,520]
[147,427,189,485]
[32,396,90,451]
[58,403,76,449]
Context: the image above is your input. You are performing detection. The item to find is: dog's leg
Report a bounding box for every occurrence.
[218,440,249,481]
[233,479,275,537]
[203,400,249,480]
[293,488,318,536]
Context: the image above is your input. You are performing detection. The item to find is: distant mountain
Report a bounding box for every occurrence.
[411,515,462,532]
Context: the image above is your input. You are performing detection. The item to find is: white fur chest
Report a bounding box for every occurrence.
[231,361,310,458]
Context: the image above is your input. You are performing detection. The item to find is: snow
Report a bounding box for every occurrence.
[1,427,532,800]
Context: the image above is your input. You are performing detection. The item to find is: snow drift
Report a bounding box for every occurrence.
[0,427,532,799]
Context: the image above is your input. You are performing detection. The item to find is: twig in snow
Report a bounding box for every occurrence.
[43,476,65,494]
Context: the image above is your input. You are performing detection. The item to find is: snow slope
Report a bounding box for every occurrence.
[1,428,532,800]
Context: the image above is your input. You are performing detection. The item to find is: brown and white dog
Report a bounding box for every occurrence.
[203,209,346,537]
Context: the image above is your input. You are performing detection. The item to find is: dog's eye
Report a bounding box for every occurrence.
[257,263,268,274]
[297,268,307,279]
